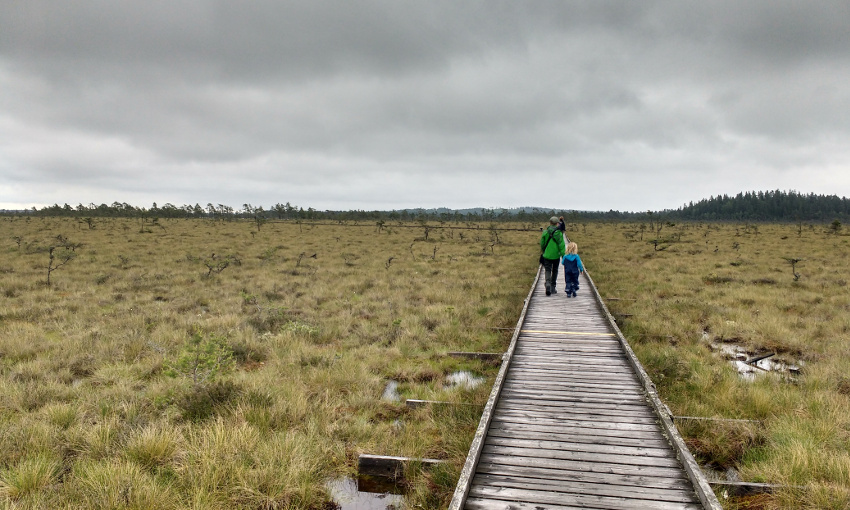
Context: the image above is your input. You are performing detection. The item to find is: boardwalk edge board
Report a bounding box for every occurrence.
[447,265,542,510]
[584,270,723,510]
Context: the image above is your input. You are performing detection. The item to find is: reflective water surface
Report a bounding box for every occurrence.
[326,476,404,510]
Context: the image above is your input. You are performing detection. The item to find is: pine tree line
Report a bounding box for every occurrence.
[667,190,850,222]
[6,190,849,223]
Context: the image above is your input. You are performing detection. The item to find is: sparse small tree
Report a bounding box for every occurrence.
[46,246,76,285]
[783,257,804,281]
[203,253,240,277]
[166,327,234,386]
[253,212,266,232]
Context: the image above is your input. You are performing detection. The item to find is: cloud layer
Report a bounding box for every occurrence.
[2,1,849,211]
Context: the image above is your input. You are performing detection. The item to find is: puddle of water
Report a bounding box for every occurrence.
[381,381,401,402]
[326,477,404,510]
[704,333,803,381]
[446,371,485,389]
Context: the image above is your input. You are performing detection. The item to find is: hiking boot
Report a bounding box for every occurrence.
[545,284,551,296]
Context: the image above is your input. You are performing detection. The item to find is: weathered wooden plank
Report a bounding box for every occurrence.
[475,462,694,490]
[468,485,702,510]
[514,351,626,361]
[502,380,643,396]
[509,358,632,370]
[514,343,624,354]
[498,389,647,406]
[490,419,664,441]
[507,369,638,381]
[465,497,588,510]
[511,353,630,365]
[501,382,647,399]
[486,426,670,449]
[484,436,676,460]
[502,383,644,398]
[490,405,659,424]
[482,443,682,469]
[471,473,700,504]
[506,370,640,386]
[478,452,690,480]
[493,409,660,431]
[509,360,633,372]
[493,405,656,424]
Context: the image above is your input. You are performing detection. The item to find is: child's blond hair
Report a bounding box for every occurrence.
[566,242,578,255]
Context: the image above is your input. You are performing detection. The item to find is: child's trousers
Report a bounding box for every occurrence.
[565,271,580,294]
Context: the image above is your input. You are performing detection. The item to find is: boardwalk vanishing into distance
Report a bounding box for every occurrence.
[449,266,722,510]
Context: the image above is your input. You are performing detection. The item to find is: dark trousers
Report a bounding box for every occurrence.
[542,257,559,291]
[565,271,580,294]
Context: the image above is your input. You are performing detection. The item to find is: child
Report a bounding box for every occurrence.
[562,242,585,298]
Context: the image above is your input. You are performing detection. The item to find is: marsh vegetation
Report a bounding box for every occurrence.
[580,221,850,509]
[1,216,848,509]
[0,217,534,509]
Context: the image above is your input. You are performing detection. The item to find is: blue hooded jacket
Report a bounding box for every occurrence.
[562,253,584,274]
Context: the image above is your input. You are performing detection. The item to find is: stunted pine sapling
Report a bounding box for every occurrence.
[166,327,234,387]
[45,245,76,286]
[202,253,240,277]
[783,257,804,281]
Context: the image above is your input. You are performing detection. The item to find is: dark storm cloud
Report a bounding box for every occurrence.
[1,1,849,210]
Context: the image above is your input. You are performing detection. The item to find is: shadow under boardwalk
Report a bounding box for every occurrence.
[452,270,718,510]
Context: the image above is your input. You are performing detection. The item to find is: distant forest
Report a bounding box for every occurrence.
[7,190,849,223]
[666,190,850,222]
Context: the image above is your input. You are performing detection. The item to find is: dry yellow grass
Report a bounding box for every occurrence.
[578,221,850,509]
[0,216,536,508]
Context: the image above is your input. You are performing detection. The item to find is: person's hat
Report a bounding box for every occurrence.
[549,216,559,224]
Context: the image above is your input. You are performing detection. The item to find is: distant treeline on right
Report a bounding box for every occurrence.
[664,190,850,222]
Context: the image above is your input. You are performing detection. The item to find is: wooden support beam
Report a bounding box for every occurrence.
[447,352,503,362]
[673,416,762,425]
[710,481,788,497]
[745,352,776,365]
[358,454,444,479]
[405,399,483,409]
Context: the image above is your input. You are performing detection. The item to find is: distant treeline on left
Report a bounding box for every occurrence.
[1,202,609,223]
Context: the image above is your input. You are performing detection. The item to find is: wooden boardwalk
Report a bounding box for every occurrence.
[449,267,721,510]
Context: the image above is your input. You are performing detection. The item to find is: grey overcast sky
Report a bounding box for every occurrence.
[2,1,849,212]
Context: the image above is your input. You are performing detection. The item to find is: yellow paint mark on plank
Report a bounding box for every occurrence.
[520,330,616,337]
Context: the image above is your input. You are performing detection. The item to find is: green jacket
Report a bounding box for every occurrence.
[540,226,566,260]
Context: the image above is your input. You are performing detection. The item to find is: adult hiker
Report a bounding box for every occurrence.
[540,216,566,295]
